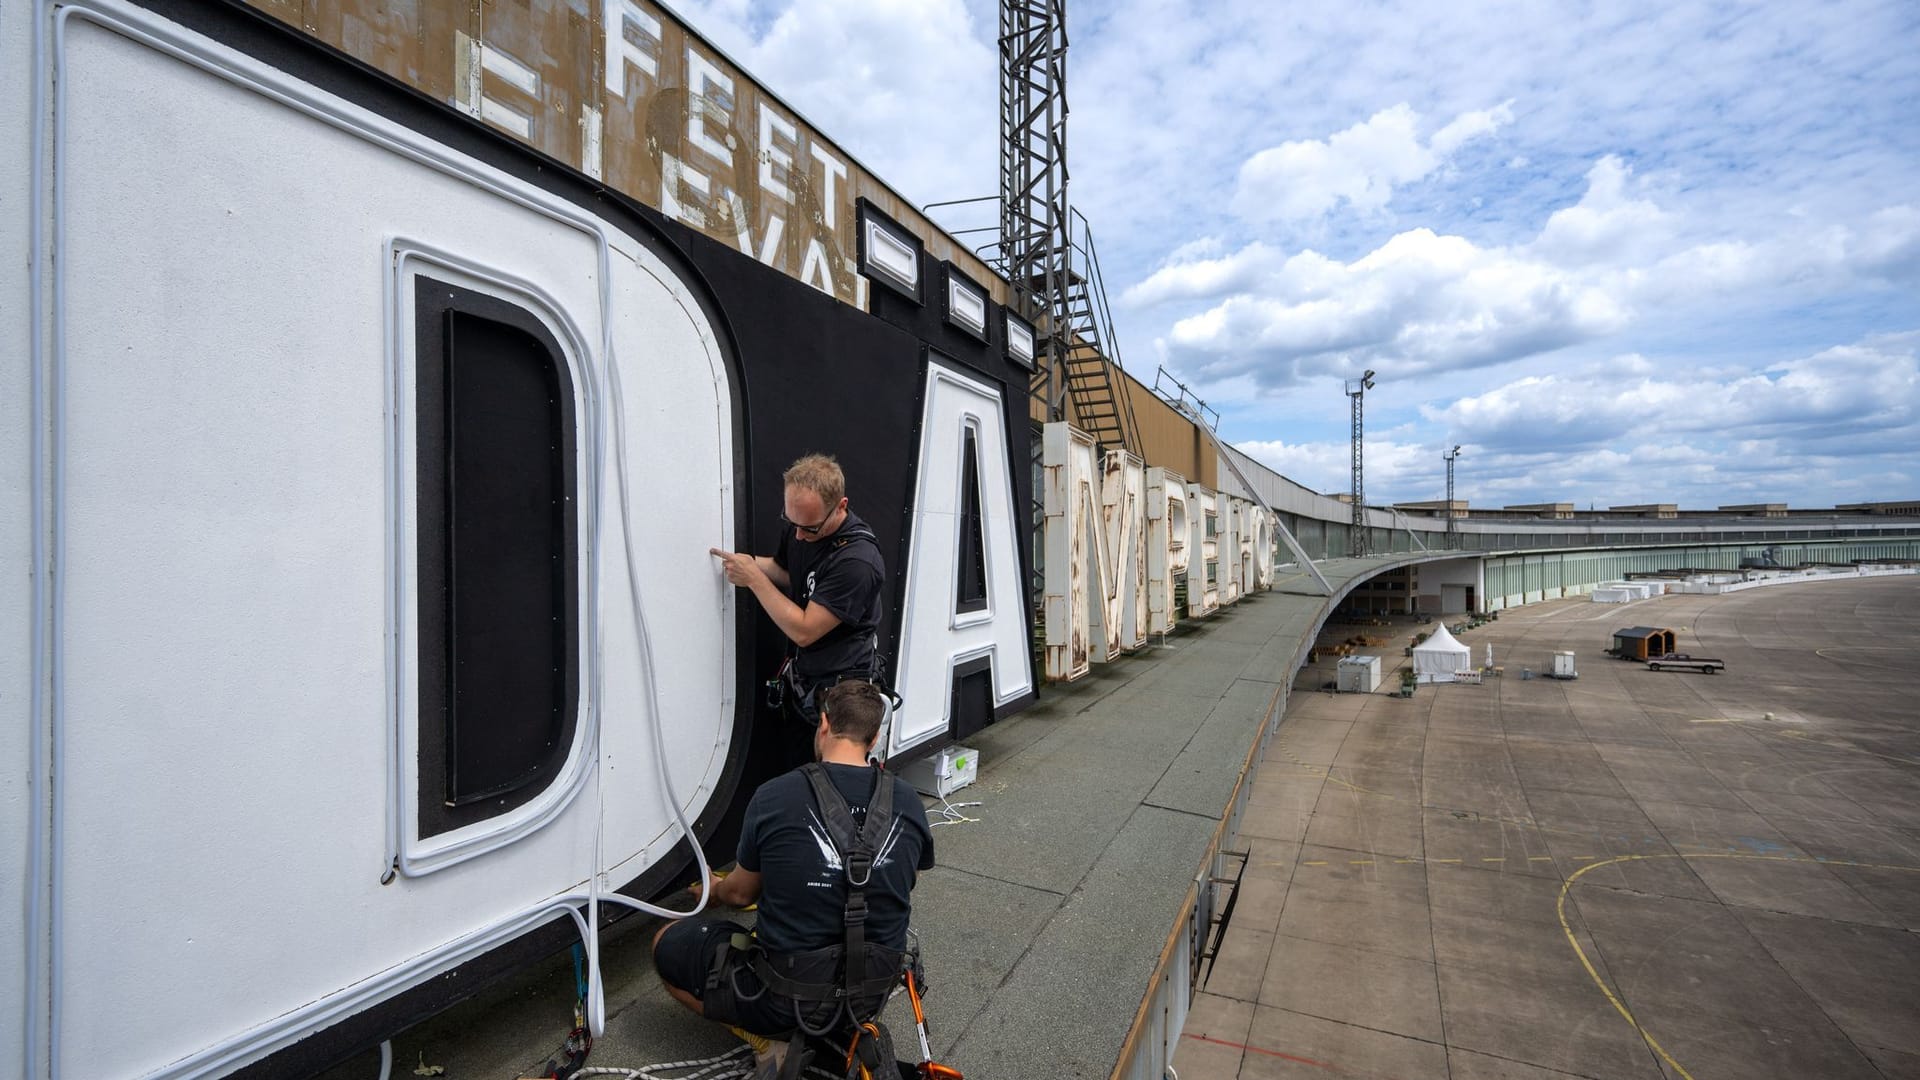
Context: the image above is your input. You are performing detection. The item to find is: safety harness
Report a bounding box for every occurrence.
[735,762,912,1079]
[749,763,906,1024]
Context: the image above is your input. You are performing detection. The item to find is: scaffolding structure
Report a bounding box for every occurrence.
[992,0,1136,455]
[998,0,1070,416]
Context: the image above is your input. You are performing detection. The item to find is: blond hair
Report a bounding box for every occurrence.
[783,453,846,507]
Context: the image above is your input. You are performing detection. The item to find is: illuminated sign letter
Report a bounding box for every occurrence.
[1219,495,1244,605]
[1254,508,1275,589]
[891,362,1034,755]
[1099,450,1147,654]
[1042,422,1099,681]
[1187,485,1219,617]
[1146,467,1187,635]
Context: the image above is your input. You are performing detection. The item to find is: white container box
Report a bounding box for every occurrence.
[1552,651,1578,679]
[900,744,978,798]
[1337,655,1382,693]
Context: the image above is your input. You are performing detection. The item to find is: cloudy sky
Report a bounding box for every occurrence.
[671,0,1919,510]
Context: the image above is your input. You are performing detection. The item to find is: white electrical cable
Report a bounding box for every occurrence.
[573,211,719,1035]
[375,1041,392,1080]
[26,3,53,1076]
[928,796,982,827]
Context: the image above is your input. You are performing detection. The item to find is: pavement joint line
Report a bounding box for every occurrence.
[1276,740,1637,844]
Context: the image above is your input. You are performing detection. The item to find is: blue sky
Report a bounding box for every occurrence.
[672,0,1919,510]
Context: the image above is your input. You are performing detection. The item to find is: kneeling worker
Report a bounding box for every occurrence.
[653,681,934,1062]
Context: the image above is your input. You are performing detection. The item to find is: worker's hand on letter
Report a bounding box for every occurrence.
[710,548,766,589]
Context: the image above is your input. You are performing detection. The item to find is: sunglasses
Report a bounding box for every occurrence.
[780,499,843,536]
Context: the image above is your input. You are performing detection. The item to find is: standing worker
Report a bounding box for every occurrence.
[711,453,886,728]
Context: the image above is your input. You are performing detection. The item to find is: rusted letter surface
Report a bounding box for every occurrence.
[1042,422,1097,681]
[1219,496,1244,605]
[1253,507,1276,590]
[1100,449,1148,655]
[1188,485,1220,617]
[1146,467,1187,635]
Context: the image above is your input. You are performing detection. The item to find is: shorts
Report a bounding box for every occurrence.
[653,917,838,1039]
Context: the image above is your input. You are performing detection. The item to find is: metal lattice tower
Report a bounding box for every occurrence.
[1444,445,1463,549]
[999,0,1071,420]
[1345,370,1376,557]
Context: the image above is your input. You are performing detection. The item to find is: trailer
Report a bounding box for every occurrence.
[1646,654,1725,674]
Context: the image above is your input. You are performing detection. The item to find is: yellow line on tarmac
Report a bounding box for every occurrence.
[1556,852,1920,1080]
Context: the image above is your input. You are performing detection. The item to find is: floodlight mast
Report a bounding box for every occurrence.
[1444,445,1463,549]
[1345,370,1376,557]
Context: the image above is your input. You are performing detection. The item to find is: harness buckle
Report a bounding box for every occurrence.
[846,852,874,888]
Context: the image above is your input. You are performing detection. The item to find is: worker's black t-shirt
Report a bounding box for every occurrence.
[774,510,886,683]
[737,762,934,954]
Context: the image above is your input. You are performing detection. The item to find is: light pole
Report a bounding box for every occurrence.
[1443,445,1463,549]
[1345,369,1376,558]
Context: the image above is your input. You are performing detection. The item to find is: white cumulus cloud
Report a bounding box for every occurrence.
[1230,101,1514,225]
[1132,156,1918,388]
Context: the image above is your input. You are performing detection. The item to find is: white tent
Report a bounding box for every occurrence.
[1412,624,1473,683]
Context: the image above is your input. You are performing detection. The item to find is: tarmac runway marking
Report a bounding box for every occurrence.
[1556,852,1920,1080]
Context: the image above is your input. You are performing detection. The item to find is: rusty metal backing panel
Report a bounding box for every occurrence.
[242,0,1004,312]
[1127,369,1214,487]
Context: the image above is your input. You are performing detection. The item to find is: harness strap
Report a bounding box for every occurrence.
[798,762,895,1017]
[747,949,904,1002]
